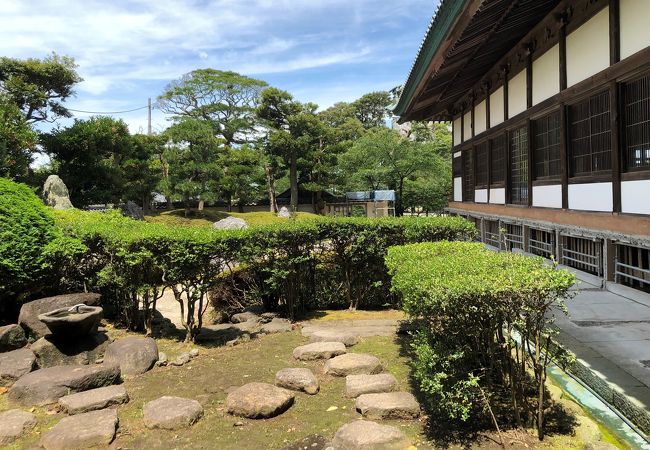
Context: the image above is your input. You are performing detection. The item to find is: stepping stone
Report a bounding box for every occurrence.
[0,348,35,387]
[143,396,204,430]
[324,353,382,377]
[8,364,120,406]
[309,330,359,347]
[0,409,37,445]
[226,382,294,419]
[103,336,158,376]
[39,408,118,450]
[275,368,319,395]
[332,420,411,450]
[0,324,27,352]
[231,311,260,324]
[293,341,346,361]
[355,392,420,420]
[261,318,293,334]
[59,384,129,415]
[345,373,397,398]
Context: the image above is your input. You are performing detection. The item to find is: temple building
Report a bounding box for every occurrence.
[394,0,650,292]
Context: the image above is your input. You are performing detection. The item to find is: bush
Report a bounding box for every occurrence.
[386,241,575,439]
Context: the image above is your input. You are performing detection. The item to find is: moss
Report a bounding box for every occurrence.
[144,207,319,228]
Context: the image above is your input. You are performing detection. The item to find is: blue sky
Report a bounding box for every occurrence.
[1,0,436,134]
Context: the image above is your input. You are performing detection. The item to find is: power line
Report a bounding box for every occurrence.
[67,105,150,114]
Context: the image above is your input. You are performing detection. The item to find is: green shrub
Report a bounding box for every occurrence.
[386,241,575,439]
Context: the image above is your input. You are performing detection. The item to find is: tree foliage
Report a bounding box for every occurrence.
[0,94,38,181]
[352,91,392,129]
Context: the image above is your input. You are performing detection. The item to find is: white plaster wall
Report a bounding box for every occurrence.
[621,180,650,215]
[490,87,505,127]
[453,151,462,158]
[453,177,463,202]
[568,182,613,212]
[463,111,472,141]
[508,70,527,118]
[474,100,487,135]
[567,7,610,87]
[475,189,488,203]
[620,0,650,59]
[489,188,505,204]
[533,44,560,105]
[532,184,562,208]
[453,117,462,146]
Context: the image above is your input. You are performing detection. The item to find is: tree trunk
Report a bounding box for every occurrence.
[290,155,298,212]
[265,164,278,213]
[397,177,405,216]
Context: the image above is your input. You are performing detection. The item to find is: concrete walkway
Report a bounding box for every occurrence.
[553,268,650,419]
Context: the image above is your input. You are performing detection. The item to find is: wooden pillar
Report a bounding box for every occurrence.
[485,83,492,131]
[605,239,616,282]
[611,81,622,213]
[505,129,512,205]
[527,119,533,207]
[487,138,492,204]
[526,47,533,109]
[470,95,476,139]
[610,0,620,65]
[503,66,509,121]
[559,15,567,91]
[560,104,569,209]
[460,107,465,143]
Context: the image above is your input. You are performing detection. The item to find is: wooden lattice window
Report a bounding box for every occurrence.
[490,134,506,184]
[475,142,489,187]
[453,155,462,178]
[463,149,474,202]
[569,91,611,176]
[533,111,561,179]
[510,126,528,205]
[623,74,650,171]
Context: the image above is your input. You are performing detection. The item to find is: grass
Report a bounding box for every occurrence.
[145,207,320,228]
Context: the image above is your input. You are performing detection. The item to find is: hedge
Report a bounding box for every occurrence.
[386,241,575,439]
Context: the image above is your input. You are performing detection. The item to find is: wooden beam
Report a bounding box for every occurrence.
[487,138,493,203]
[609,0,620,65]
[460,107,465,143]
[610,81,621,213]
[485,83,492,130]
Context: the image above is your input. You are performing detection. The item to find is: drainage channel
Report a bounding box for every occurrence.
[546,363,650,449]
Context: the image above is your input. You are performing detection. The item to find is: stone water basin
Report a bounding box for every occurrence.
[38,304,103,338]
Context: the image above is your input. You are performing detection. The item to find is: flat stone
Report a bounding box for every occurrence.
[0,348,36,387]
[280,434,331,450]
[59,384,129,414]
[8,364,120,406]
[355,392,420,420]
[31,332,110,368]
[309,330,358,347]
[345,373,397,398]
[196,324,250,344]
[293,341,347,361]
[332,420,411,450]
[276,368,319,395]
[324,353,382,377]
[171,352,191,366]
[103,336,158,376]
[0,324,27,352]
[39,408,118,450]
[227,382,294,419]
[261,318,293,334]
[18,293,101,340]
[143,396,204,430]
[231,311,260,323]
[0,409,37,445]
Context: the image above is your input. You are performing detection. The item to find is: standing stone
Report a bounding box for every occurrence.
[59,384,129,415]
[42,175,73,210]
[0,409,37,445]
[39,408,118,450]
[103,336,158,376]
[324,353,382,377]
[345,373,398,398]
[0,324,27,352]
[31,332,110,368]
[277,206,292,218]
[226,382,295,419]
[18,293,101,340]
[293,341,347,361]
[143,396,204,430]
[275,368,319,395]
[0,348,36,387]
[332,420,411,450]
[355,392,420,420]
[8,364,120,406]
[213,216,248,230]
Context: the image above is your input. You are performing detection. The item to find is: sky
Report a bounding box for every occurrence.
[0,0,437,135]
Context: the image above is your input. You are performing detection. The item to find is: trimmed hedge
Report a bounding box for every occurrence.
[386,241,575,438]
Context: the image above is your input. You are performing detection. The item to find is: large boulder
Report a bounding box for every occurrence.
[120,200,144,220]
[275,368,319,395]
[59,384,129,415]
[227,382,294,419]
[42,175,73,210]
[103,336,158,376]
[293,341,346,361]
[18,293,101,340]
[0,409,37,445]
[331,420,411,450]
[324,353,382,377]
[0,324,27,352]
[355,392,420,420]
[0,348,36,387]
[39,408,118,450]
[345,373,397,398]
[8,364,120,406]
[213,216,248,230]
[143,396,204,430]
[31,332,110,368]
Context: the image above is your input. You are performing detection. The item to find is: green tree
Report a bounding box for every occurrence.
[352,91,392,129]
[0,94,38,181]
[220,145,265,211]
[0,53,82,123]
[124,134,164,212]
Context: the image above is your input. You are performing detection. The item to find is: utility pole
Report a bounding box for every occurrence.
[147,97,152,135]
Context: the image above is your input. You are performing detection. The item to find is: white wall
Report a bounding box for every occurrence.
[621,180,650,215]
[532,184,562,208]
[453,117,462,146]
[567,7,610,87]
[620,0,650,59]
[453,177,463,202]
[568,182,613,212]
[474,100,487,135]
[463,111,472,141]
[489,188,505,204]
[475,189,488,203]
[508,70,527,118]
[533,44,560,105]
[490,86,505,127]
